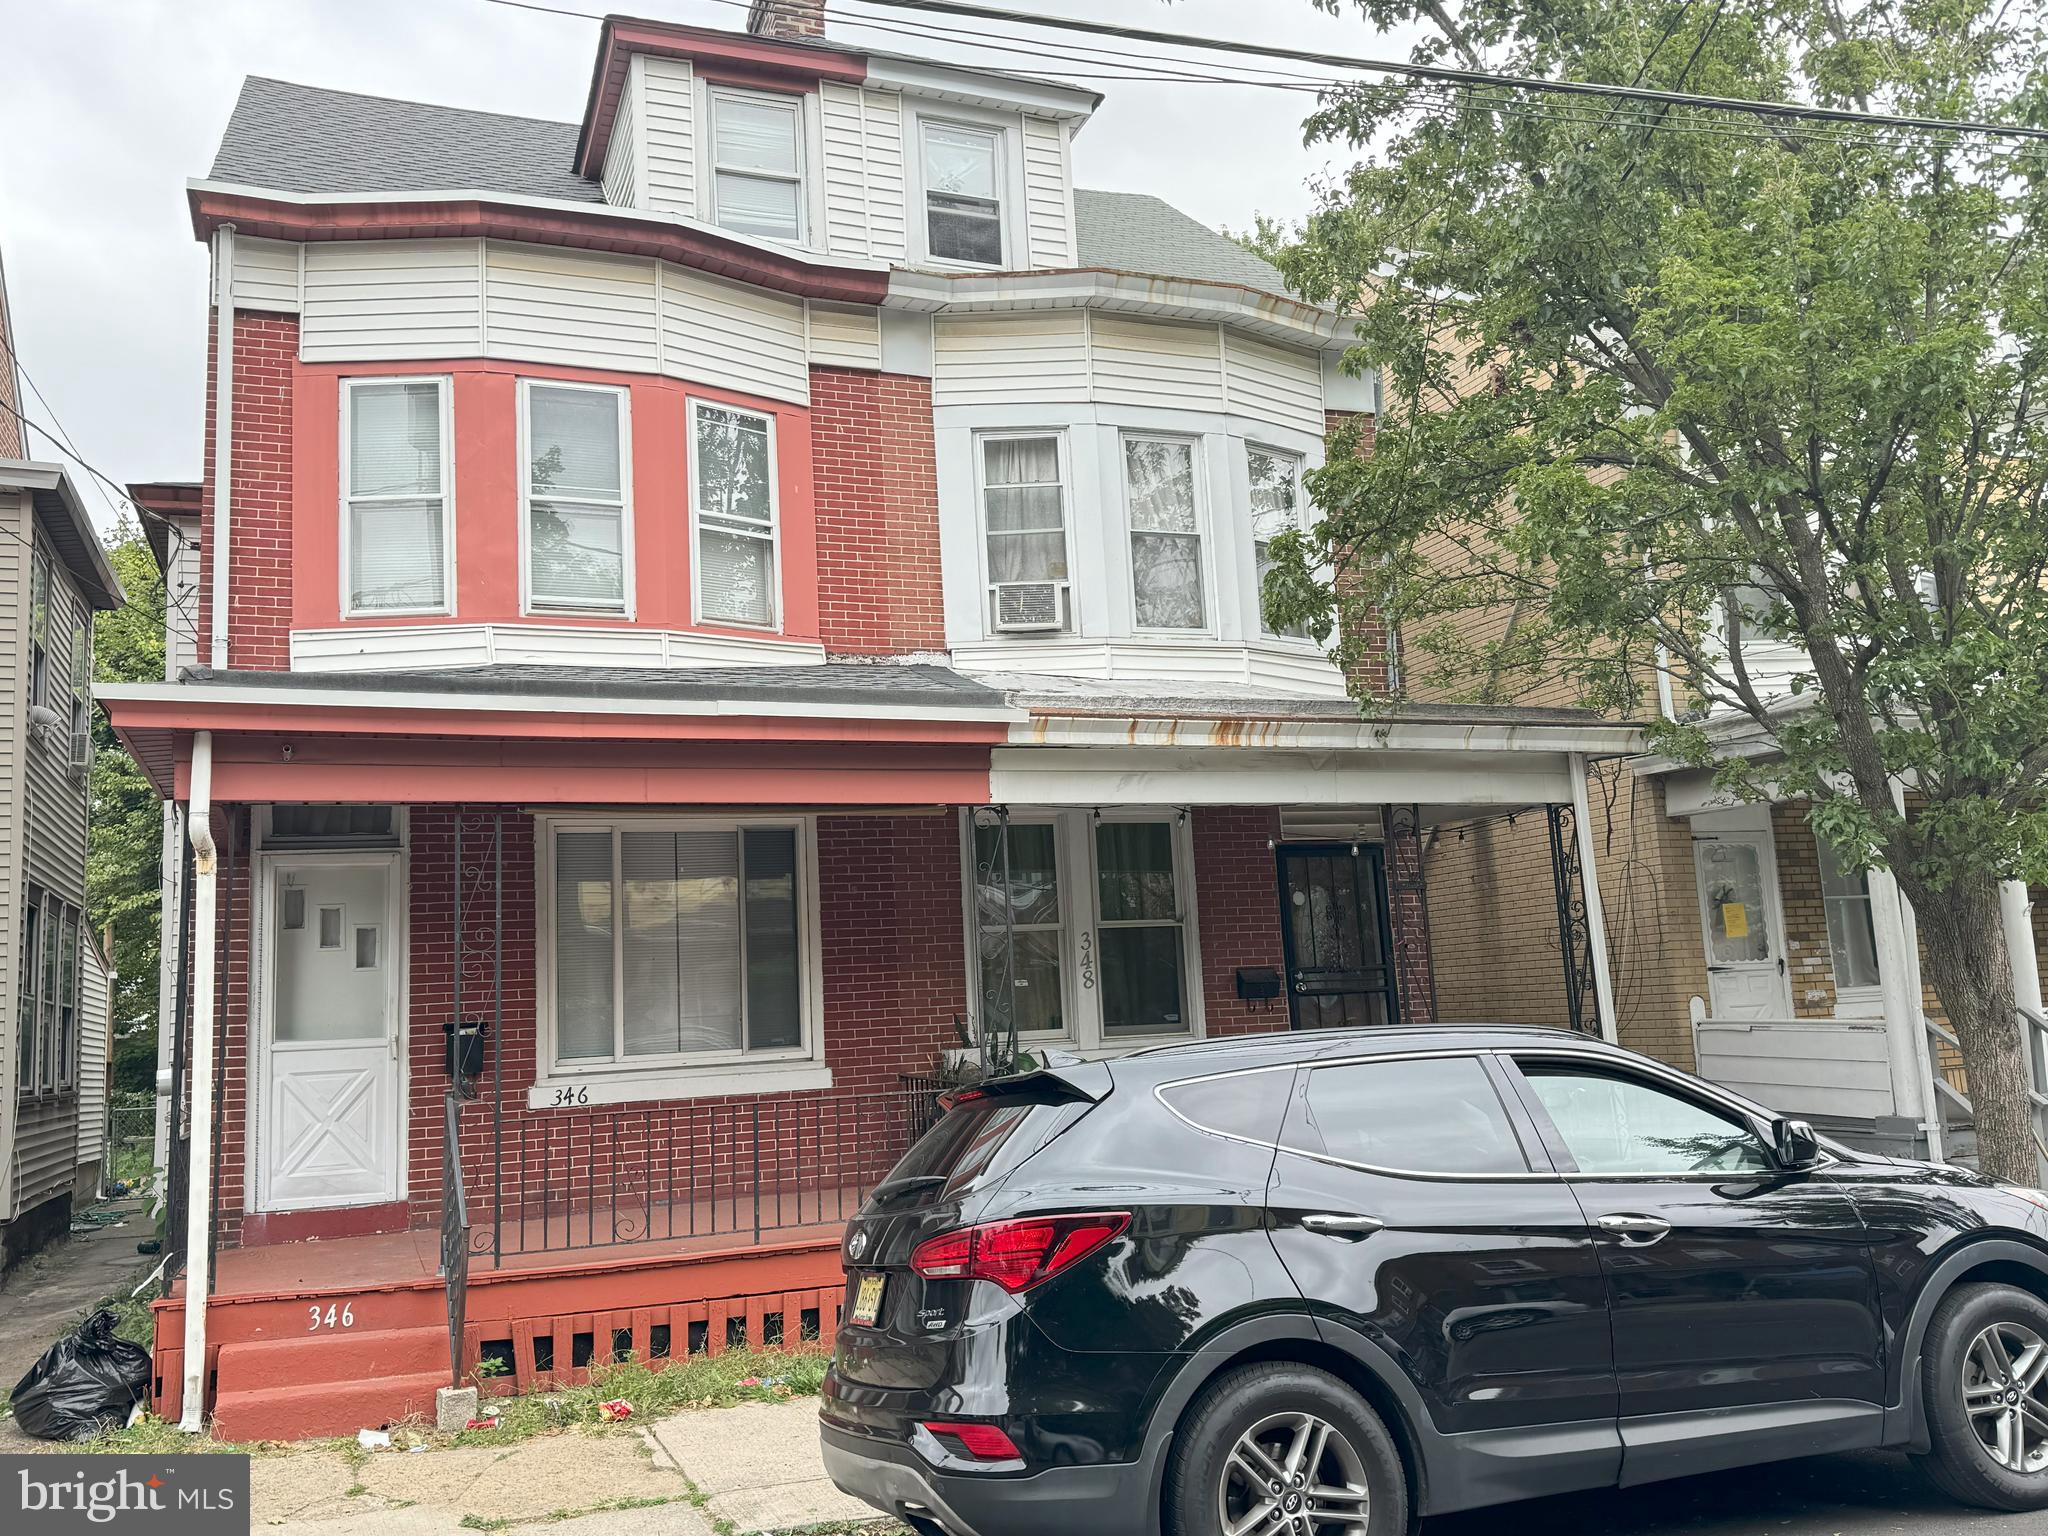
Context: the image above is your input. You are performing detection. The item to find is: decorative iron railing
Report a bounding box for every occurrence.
[440,1092,471,1388]
[466,1083,944,1263]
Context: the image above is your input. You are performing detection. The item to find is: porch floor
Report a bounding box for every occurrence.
[203,1185,865,1300]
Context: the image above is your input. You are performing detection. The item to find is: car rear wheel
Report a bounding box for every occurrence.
[1918,1281,2048,1511]
[1166,1361,1407,1536]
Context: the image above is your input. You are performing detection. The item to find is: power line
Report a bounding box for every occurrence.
[846,0,2048,143]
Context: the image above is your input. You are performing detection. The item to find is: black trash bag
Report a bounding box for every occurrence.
[9,1309,151,1441]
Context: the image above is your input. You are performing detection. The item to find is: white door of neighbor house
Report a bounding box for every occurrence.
[258,856,402,1211]
[1693,833,1791,1019]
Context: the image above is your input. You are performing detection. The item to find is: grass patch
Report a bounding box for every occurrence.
[449,1346,830,1448]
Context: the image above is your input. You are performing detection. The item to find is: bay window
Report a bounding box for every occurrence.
[964,811,1198,1051]
[921,121,1004,266]
[524,381,629,614]
[342,378,450,616]
[548,819,809,1072]
[1248,446,1310,638]
[709,89,806,244]
[692,400,779,628]
[1123,435,1207,630]
[979,433,1070,633]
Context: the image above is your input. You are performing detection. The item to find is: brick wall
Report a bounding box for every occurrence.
[1771,804,1847,1018]
[1424,766,1705,1069]
[809,367,946,656]
[1385,814,1436,1022]
[1193,808,1289,1038]
[197,311,296,672]
[1323,409,1397,696]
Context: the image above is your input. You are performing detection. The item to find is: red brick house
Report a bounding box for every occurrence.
[102,0,1640,1438]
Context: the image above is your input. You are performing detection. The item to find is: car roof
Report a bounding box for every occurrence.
[1124,1024,1613,1070]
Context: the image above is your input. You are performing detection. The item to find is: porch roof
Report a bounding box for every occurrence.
[98,662,1024,805]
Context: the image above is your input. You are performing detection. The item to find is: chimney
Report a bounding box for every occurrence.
[747,0,825,40]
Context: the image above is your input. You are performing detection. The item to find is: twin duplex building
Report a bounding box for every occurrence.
[101,0,1927,1437]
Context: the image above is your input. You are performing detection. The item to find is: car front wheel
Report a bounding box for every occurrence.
[1166,1361,1408,1536]
[1918,1281,2048,1510]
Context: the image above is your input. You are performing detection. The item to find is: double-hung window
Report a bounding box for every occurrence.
[710,89,805,244]
[16,891,38,1097]
[1123,435,1207,630]
[68,621,92,781]
[692,400,778,628]
[1248,447,1310,638]
[979,434,1069,633]
[549,820,807,1072]
[16,887,80,1099]
[1816,839,1882,995]
[921,121,1004,266]
[343,379,450,616]
[27,549,50,706]
[525,381,629,614]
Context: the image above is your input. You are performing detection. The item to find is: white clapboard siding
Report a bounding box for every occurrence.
[933,312,1091,406]
[485,243,660,371]
[660,265,810,404]
[641,55,696,218]
[1695,1018,1897,1119]
[808,304,883,370]
[233,237,301,312]
[1224,332,1326,435]
[0,497,23,1119]
[602,82,642,208]
[301,241,485,361]
[77,940,110,1171]
[1091,316,1224,411]
[860,90,909,262]
[820,83,874,259]
[1022,116,1075,268]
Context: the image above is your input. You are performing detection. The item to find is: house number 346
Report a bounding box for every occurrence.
[308,1302,356,1331]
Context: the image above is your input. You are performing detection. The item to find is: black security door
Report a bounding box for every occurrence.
[1276,843,1400,1028]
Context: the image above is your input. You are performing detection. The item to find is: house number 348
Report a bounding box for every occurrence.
[1079,933,1096,991]
[308,1302,356,1331]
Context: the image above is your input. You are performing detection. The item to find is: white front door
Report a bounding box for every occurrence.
[1693,833,1792,1019]
[258,856,403,1212]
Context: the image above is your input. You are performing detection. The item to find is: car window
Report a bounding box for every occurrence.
[1518,1062,1774,1175]
[1290,1056,1530,1175]
[1158,1069,1293,1145]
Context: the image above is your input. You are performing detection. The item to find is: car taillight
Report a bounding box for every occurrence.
[909,1212,1130,1293]
[922,1422,1021,1461]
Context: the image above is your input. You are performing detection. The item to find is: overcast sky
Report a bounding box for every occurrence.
[0,0,1416,532]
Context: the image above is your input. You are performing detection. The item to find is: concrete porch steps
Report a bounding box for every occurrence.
[213,1367,452,1442]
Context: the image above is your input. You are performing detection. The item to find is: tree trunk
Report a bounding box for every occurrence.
[1904,872,2037,1186]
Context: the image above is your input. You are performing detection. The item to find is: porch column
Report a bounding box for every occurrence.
[2003,880,2044,1018]
[1568,754,1620,1043]
[1867,864,1931,1129]
[179,733,219,1432]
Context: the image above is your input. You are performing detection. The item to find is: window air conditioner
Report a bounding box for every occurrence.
[991,580,1067,633]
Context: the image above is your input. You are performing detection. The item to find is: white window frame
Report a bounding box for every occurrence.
[1120,431,1214,636]
[519,378,635,619]
[974,428,1073,638]
[913,115,1010,270]
[534,814,827,1103]
[338,376,455,620]
[1247,443,1313,641]
[706,85,809,246]
[689,397,782,632]
[958,808,1204,1057]
[1815,839,1884,1015]
[17,887,81,1101]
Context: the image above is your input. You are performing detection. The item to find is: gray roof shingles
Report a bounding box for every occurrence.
[207,77,1293,296]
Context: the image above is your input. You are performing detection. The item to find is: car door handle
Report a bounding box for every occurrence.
[1302,1213,1384,1239]
[1595,1213,1672,1247]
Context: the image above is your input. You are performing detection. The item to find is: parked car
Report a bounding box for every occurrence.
[820,1025,2048,1536]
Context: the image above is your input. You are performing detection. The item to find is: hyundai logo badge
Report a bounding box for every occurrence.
[848,1229,869,1261]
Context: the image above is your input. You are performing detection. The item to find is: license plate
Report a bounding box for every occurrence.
[851,1273,887,1326]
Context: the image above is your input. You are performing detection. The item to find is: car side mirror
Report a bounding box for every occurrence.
[1771,1117,1821,1170]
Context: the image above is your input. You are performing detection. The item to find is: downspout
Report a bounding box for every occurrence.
[209,227,235,671]
[179,731,218,1433]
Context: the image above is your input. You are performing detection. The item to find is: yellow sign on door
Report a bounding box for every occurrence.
[1721,902,1750,939]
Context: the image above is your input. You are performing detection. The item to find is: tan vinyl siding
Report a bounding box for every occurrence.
[601,80,642,208]
[807,304,883,370]
[658,264,811,404]
[300,240,486,361]
[232,237,301,313]
[484,242,660,371]
[77,938,109,1169]
[1223,332,1325,436]
[1092,317,1224,411]
[932,312,1091,406]
[640,55,697,217]
[1021,116,1075,267]
[0,492,25,1200]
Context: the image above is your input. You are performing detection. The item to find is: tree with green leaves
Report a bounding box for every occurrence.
[1266,0,2048,1181]
[89,522,166,1095]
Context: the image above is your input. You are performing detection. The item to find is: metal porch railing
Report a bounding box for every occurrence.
[441,1092,471,1389]
[1920,1006,2048,1182]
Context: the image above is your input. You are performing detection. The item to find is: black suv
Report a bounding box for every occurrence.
[820,1026,2048,1536]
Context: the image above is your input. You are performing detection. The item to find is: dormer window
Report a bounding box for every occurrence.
[709,89,806,244]
[921,121,1004,266]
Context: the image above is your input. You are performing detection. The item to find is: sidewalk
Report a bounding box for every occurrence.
[247,1397,897,1536]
